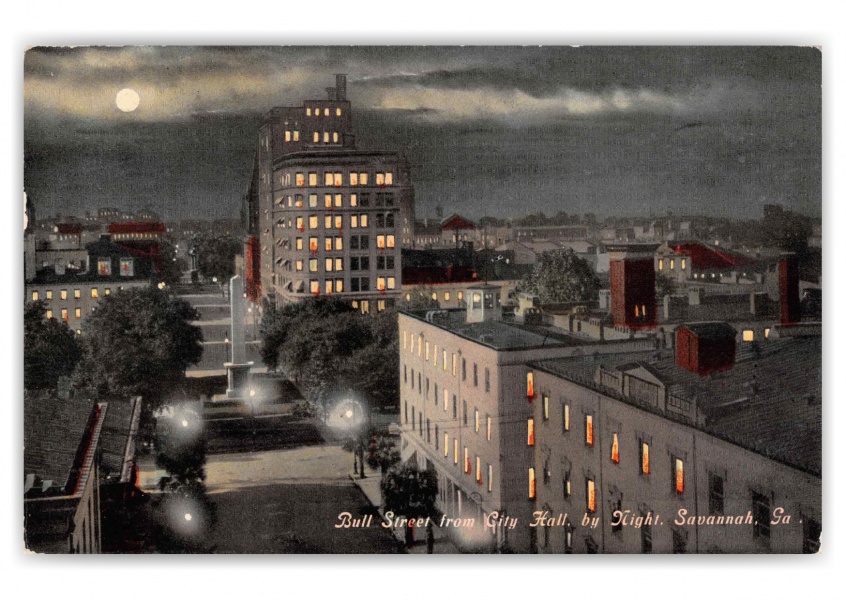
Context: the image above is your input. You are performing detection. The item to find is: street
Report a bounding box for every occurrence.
[138,423,400,553]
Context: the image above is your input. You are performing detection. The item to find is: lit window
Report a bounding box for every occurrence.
[444,433,449,457]
[563,470,571,497]
[543,395,549,420]
[46,310,52,319]
[458,291,464,301]
[527,372,535,399]
[61,309,68,322]
[310,237,318,252]
[325,258,333,272]
[377,277,386,292]
[310,280,319,294]
[453,439,458,464]
[324,108,329,117]
[681,258,687,270]
[120,258,134,277]
[743,330,754,342]
[31,291,39,301]
[387,235,395,248]
[325,237,333,252]
[376,173,385,186]
[309,216,318,230]
[443,388,448,411]
[659,259,664,270]
[285,130,291,142]
[487,416,491,441]
[377,235,385,249]
[670,259,675,270]
[386,172,393,185]
[764,328,771,339]
[527,418,535,446]
[586,415,594,447]
[336,108,342,116]
[60,289,67,300]
[333,132,339,143]
[361,214,369,227]
[488,465,493,493]
[529,468,536,499]
[296,173,305,186]
[293,130,299,141]
[105,288,111,296]
[309,259,318,273]
[334,215,342,229]
[334,237,343,251]
[431,292,438,301]
[586,479,596,512]
[444,292,450,301]
[474,409,479,433]
[403,331,407,350]
[295,260,303,271]
[425,341,430,361]
[350,173,358,186]
[563,404,570,432]
[306,108,312,116]
[360,172,368,185]
[309,172,318,186]
[674,458,685,494]
[323,132,329,143]
[324,172,333,186]
[350,193,358,206]
[335,193,342,207]
[324,215,332,229]
[91,288,98,299]
[325,280,333,295]
[313,132,319,143]
[611,433,620,464]
[387,277,395,289]
[641,441,650,475]
[351,215,358,228]
[97,258,111,275]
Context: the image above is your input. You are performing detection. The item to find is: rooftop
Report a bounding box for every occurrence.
[530,336,821,476]
[401,309,609,351]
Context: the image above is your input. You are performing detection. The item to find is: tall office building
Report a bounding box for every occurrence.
[243,75,415,313]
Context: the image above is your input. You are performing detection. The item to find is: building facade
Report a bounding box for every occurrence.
[244,74,415,313]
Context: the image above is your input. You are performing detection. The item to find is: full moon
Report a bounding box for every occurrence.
[116,88,140,112]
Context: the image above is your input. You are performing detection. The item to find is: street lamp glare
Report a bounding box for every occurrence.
[184,513,193,522]
[346,410,353,418]
[181,419,189,428]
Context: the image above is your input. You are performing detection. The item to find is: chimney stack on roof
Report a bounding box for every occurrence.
[335,74,347,101]
[779,253,801,325]
[607,243,661,330]
[675,322,737,376]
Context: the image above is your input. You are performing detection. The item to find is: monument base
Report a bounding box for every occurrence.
[224,361,254,399]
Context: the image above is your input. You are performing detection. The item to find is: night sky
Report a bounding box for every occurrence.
[23,46,821,222]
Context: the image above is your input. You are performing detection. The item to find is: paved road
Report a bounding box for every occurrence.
[138,426,400,554]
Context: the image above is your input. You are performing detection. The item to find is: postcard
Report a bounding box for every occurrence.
[23,46,821,554]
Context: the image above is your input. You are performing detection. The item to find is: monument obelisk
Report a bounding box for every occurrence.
[224,275,253,398]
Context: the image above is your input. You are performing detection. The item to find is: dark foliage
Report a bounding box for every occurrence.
[24,301,82,391]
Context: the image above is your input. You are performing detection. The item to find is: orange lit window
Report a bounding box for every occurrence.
[296,172,305,186]
[324,108,329,117]
[527,418,535,446]
[586,415,594,447]
[313,132,319,143]
[324,237,333,252]
[529,468,536,499]
[293,130,299,141]
[563,404,570,432]
[641,442,650,475]
[306,108,312,116]
[527,372,535,399]
[425,341,430,361]
[487,416,492,441]
[310,238,318,252]
[675,458,684,494]
[61,309,68,323]
[635,305,640,317]
[488,465,493,493]
[91,288,98,299]
[336,108,342,116]
[444,433,449,457]
[586,479,596,512]
[464,448,471,474]
[333,132,339,143]
[285,130,291,142]
[476,457,482,484]
[377,235,386,249]
[474,409,479,433]
[75,308,81,318]
[31,291,38,301]
[387,235,395,248]
[46,310,53,319]
[308,172,318,186]
[385,172,393,185]
[543,395,549,420]
[376,173,385,186]
[611,432,620,464]
[360,172,368,185]
[350,173,358,186]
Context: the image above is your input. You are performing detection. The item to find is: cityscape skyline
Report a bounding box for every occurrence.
[24,46,821,222]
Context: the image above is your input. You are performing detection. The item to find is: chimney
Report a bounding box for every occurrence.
[326,87,337,101]
[675,322,737,376]
[779,253,801,325]
[607,243,660,330]
[335,74,347,101]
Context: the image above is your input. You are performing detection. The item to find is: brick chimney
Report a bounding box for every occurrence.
[335,74,347,101]
[675,322,736,376]
[608,243,660,330]
[779,253,800,325]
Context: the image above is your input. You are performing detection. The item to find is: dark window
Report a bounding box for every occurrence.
[360,277,370,292]
[641,517,652,554]
[360,257,370,270]
[752,492,771,544]
[563,470,571,498]
[386,256,395,269]
[386,213,395,227]
[351,257,360,270]
[350,236,359,250]
[404,401,408,424]
[709,473,724,515]
[377,256,385,269]
[351,278,360,292]
[485,368,490,392]
[376,214,385,228]
[803,518,821,554]
[672,529,687,554]
[611,498,623,534]
[452,395,457,419]
[473,364,478,387]
[462,400,468,425]
[462,358,466,381]
[360,235,370,249]
[359,193,370,207]
[435,425,439,450]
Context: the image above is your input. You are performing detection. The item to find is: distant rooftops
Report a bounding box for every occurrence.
[108,222,166,235]
[668,242,756,270]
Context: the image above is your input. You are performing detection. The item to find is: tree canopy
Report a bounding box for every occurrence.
[24,301,82,391]
[192,233,242,283]
[260,298,399,410]
[72,286,203,405]
[519,248,600,304]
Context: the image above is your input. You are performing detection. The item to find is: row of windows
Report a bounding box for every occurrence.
[657,257,687,271]
[401,331,489,391]
[33,287,110,301]
[45,307,85,321]
[305,106,342,117]
[281,171,394,188]
[404,402,494,493]
[404,290,464,303]
[403,366,494,442]
[302,276,397,294]
[275,192,396,209]
[288,215,398,236]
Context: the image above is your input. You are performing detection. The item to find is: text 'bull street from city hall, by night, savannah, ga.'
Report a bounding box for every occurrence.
[22,47,821,554]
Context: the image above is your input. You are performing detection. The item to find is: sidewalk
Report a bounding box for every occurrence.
[349,464,461,554]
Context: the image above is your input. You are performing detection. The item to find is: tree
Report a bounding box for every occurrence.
[367,435,400,474]
[71,286,203,407]
[519,249,600,304]
[380,464,438,546]
[193,233,242,283]
[24,301,82,391]
[157,240,190,285]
